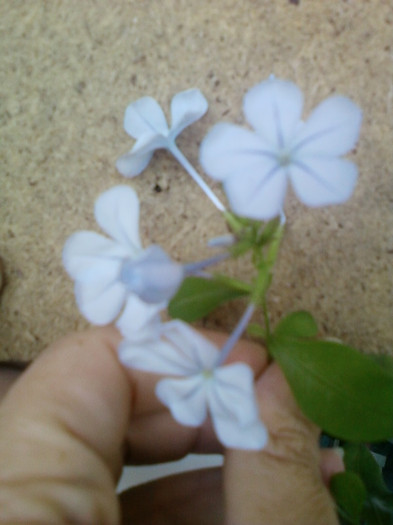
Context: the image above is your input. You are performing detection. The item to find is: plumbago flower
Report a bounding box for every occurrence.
[118,319,268,450]
[116,88,225,211]
[200,76,362,220]
[63,185,184,334]
[116,88,208,177]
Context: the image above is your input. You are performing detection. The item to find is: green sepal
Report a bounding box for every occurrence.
[224,212,281,259]
[268,336,393,441]
[168,276,250,322]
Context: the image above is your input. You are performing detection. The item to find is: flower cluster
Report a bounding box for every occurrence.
[63,76,362,450]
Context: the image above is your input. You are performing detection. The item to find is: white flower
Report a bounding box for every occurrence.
[118,320,268,450]
[116,88,208,177]
[200,76,362,220]
[63,186,184,333]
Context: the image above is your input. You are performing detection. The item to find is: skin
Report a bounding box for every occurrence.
[0,326,342,524]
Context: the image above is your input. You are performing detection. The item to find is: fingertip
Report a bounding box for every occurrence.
[320,448,345,487]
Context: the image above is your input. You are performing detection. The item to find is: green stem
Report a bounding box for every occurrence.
[262,297,271,338]
[266,222,285,267]
[223,211,244,233]
[251,222,285,309]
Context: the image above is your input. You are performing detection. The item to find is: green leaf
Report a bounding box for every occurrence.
[370,354,393,378]
[343,444,393,524]
[344,443,392,496]
[168,276,250,322]
[274,311,319,339]
[268,337,393,441]
[331,472,366,525]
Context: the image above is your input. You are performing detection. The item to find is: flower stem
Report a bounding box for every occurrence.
[184,252,229,275]
[169,143,226,212]
[215,303,255,366]
[262,297,271,338]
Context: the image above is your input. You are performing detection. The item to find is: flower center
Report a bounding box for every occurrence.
[119,259,139,292]
[277,149,292,167]
[202,369,213,380]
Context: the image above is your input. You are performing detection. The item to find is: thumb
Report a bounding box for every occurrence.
[224,363,340,525]
[0,326,130,524]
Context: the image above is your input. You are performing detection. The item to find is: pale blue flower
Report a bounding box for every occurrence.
[63,186,184,333]
[200,76,362,220]
[118,320,268,450]
[116,89,225,211]
[116,88,208,177]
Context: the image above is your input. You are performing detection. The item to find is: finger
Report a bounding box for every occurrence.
[320,448,345,487]
[224,362,339,525]
[0,363,26,401]
[125,410,222,465]
[0,326,130,523]
[256,362,321,461]
[0,326,266,523]
[119,467,223,525]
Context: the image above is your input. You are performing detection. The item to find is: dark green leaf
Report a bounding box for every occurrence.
[369,355,393,378]
[344,444,392,496]
[274,311,319,339]
[269,337,393,441]
[168,276,249,322]
[331,472,366,524]
[343,444,393,525]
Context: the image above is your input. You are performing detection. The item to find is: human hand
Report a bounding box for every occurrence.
[0,327,342,524]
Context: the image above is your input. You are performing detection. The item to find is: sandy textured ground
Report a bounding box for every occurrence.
[1,0,392,360]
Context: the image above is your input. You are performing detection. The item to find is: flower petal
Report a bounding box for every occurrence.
[209,363,268,450]
[120,245,185,303]
[223,163,287,220]
[293,95,362,156]
[75,280,126,325]
[118,337,192,375]
[214,414,268,450]
[116,294,163,341]
[119,319,219,376]
[156,376,208,426]
[94,186,142,253]
[121,320,216,374]
[116,150,154,178]
[118,323,210,375]
[62,231,127,282]
[170,88,208,138]
[244,77,304,149]
[200,123,273,182]
[162,321,219,371]
[123,96,169,139]
[289,156,358,207]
